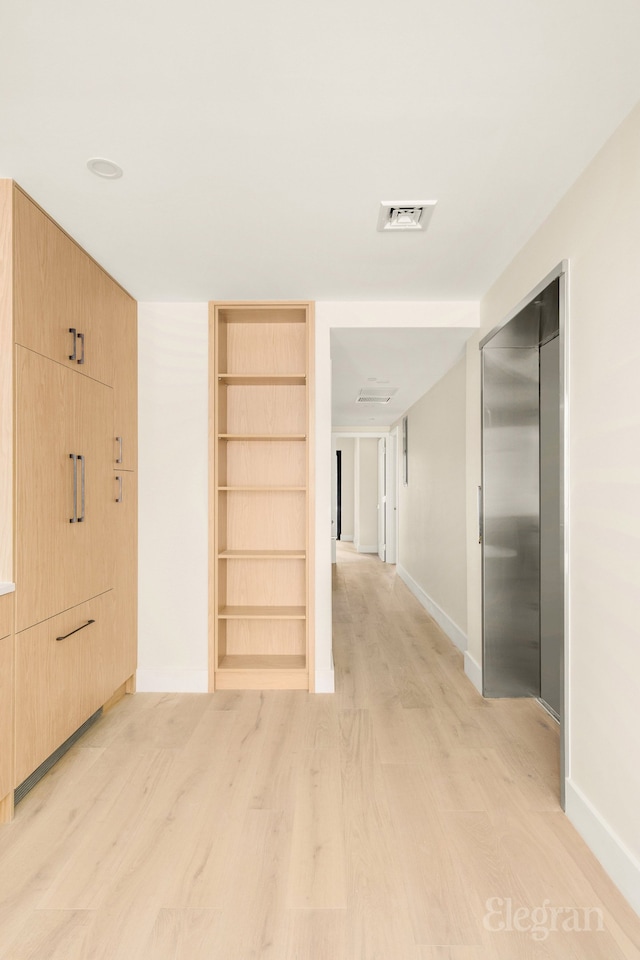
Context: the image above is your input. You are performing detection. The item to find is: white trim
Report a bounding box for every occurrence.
[340,535,354,542]
[397,564,467,652]
[565,780,640,917]
[135,669,208,693]
[464,651,483,694]
[356,544,378,554]
[314,665,335,693]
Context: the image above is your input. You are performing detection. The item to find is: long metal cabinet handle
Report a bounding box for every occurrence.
[477,485,483,544]
[69,454,78,523]
[116,436,123,464]
[116,475,123,503]
[56,619,95,642]
[78,454,86,522]
[69,328,77,361]
[77,331,85,365]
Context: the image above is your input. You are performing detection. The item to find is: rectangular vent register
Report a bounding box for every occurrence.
[210,302,314,691]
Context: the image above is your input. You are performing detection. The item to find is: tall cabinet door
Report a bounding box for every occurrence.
[15,347,113,633]
[111,287,137,471]
[13,187,114,387]
[109,470,137,692]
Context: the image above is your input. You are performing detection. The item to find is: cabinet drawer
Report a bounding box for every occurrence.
[0,593,12,639]
[15,592,114,785]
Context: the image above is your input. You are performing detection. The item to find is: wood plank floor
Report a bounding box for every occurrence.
[2,542,640,958]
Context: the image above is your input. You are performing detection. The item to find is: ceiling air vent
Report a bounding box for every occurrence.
[377,200,437,232]
[356,387,398,404]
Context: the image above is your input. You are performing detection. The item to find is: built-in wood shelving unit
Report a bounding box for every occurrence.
[209,302,314,691]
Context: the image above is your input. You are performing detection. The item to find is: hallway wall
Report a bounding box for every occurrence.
[466,100,640,912]
[396,354,468,648]
[354,438,378,552]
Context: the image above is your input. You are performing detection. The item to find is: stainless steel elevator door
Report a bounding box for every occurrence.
[539,335,562,717]
[482,348,540,697]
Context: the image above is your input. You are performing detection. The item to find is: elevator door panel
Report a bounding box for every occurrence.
[482,348,540,697]
[540,336,562,716]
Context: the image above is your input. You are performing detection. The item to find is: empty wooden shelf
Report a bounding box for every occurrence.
[210,302,314,691]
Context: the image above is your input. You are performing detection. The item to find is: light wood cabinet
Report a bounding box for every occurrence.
[1,179,138,816]
[210,302,314,691]
[14,347,114,633]
[0,593,14,821]
[12,187,114,387]
[14,592,115,785]
[110,470,137,693]
[111,284,138,471]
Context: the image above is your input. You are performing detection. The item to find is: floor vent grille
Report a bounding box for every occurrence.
[14,707,103,805]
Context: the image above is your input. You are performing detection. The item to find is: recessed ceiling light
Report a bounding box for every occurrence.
[377,200,437,232]
[87,157,123,179]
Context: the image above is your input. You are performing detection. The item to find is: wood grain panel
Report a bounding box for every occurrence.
[223,618,305,656]
[224,385,306,435]
[224,558,305,607]
[14,348,114,632]
[13,186,115,387]
[223,439,305,487]
[14,591,115,785]
[225,321,306,374]
[0,630,14,812]
[109,471,137,694]
[224,491,306,552]
[0,182,13,582]
[0,592,12,639]
[111,287,137,470]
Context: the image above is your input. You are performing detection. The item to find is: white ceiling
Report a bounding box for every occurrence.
[1,1,640,302]
[6,3,636,430]
[332,327,474,426]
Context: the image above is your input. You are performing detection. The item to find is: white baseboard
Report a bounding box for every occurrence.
[464,651,483,694]
[356,544,378,554]
[314,663,335,693]
[340,535,354,542]
[397,564,468,653]
[135,669,208,693]
[565,780,640,917]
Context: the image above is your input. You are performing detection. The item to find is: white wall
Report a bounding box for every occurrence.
[396,354,467,648]
[138,301,479,695]
[466,101,640,912]
[137,303,209,692]
[354,438,378,553]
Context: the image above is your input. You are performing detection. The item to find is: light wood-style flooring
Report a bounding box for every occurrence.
[1,543,639,958]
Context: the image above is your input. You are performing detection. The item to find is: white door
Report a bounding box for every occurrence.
[377,438,386,561]
[386,428,398,564]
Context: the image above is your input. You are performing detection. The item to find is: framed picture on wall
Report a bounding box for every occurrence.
[402,415,408,485]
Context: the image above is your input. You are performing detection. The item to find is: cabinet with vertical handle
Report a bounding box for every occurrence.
[12,185,116,387]
[1,179,138,815]
[14,347,113,633]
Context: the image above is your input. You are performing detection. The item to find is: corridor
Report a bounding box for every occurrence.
[0,545,638,958]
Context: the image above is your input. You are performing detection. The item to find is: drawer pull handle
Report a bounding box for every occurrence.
[56,619,95,641]
[79,454,86,522]
[77,331,85,365]
[116,474,123,503]
[116,436,123,464]
[69,453,78,523]
[69,327,77,361]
